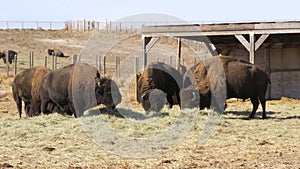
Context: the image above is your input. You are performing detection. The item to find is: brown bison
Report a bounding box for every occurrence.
[47,48,68,58]
[137,62,182,112]
[39,63,121,118]
[0,50,18,64]
[12,67,51,118]
[181,56,270,119]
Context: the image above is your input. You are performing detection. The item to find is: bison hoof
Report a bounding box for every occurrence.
[262,115,267,119]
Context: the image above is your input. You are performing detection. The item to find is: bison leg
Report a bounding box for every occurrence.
[166,94,174,108]
[41,100,49,114]
[249,97,259,118]
[15,96,22,118]
[25,102,31,117]
[259,96,267,119]
[175,91,181,108]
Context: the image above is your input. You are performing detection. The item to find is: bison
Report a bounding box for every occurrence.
[39,63,121,118]
[47,48,68,58]
[0,50,18,64]
[137,62,182,112]
[12,67,51,118]
[181,56,270,119]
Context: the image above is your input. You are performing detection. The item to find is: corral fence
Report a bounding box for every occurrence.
[1,52,188,79]
[0,20,188,33]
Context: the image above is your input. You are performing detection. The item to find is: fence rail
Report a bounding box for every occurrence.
[0,20,189,31]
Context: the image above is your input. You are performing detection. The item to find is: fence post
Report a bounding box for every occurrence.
[103,55,106,75]
[77,54,81,62]
[116,56,120,77]
[96,55,101,72]
[72,55,77,64]
[14,54,17,75]
[52,53,55,70]
[134,55,139,74]
[6,52,9,76]
[134,56,139,102]
[44,55,48,68]
[29,52,34,68]
[54,55,57,69]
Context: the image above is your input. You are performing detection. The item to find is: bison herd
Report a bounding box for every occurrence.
[12,55,271,119]
[12,63,121,118]
[0,50,18,64]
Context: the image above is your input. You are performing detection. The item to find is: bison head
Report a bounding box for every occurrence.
[48,49,54,56]
[180,86,200,109]
[180,85,212,110]
[95,77,121,109]
[141,89,167,112]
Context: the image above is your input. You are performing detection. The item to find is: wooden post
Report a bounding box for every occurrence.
[115,25,118,36]
[44,55,48,68]
[6,52,9,76]
[52,53,55,70]
[30,52,34,67]
[97,55,101,73]
[134,55,139,102]
[134,55,139,74]
[72,55,77,64]
[103,55,106,75]
[14,54,17,75]
[54,54,57,69]
[142,36,147,70]
[116,57,120,77]
[249,32,255,64]
[176,38,182,70]
[77,54,81,62]
[169,55,172,66]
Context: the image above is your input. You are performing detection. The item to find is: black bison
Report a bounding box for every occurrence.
[181,56,270,119]
[12,67,51,118]
[137,62,182,112]
[39,63,121,118]
[47,48,68,58]
[0,50,18,64]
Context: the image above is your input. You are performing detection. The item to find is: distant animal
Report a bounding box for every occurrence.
[0,50,18,64]
[181,56,271,119]
[137,62,183,112]
[39,63,121,118]
[12,67,51,118]
[47,48,68,58]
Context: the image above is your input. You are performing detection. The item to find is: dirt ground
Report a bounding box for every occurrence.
[0,30,299,168]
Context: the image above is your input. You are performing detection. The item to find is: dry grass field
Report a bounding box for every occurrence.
[0,30,299,168]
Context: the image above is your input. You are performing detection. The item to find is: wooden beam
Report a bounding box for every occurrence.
[235,35,250,51]
[177,38,182,70]
[249,32,255,64]
[146,37,160,53]
[204,42,218,56]
[255,34,269,51]
[142,28,300,37]
[142,36,147,70]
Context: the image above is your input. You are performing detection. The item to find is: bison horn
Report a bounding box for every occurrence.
[191,91,196,101]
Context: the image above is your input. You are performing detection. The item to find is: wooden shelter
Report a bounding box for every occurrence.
[141,21,300,99]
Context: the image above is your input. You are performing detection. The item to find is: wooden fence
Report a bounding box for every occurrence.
[1,53,140,77]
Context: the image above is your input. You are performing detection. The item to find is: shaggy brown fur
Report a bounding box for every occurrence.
[137,62,182,112]
[181,56,270,119]
[12,67,51,118]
